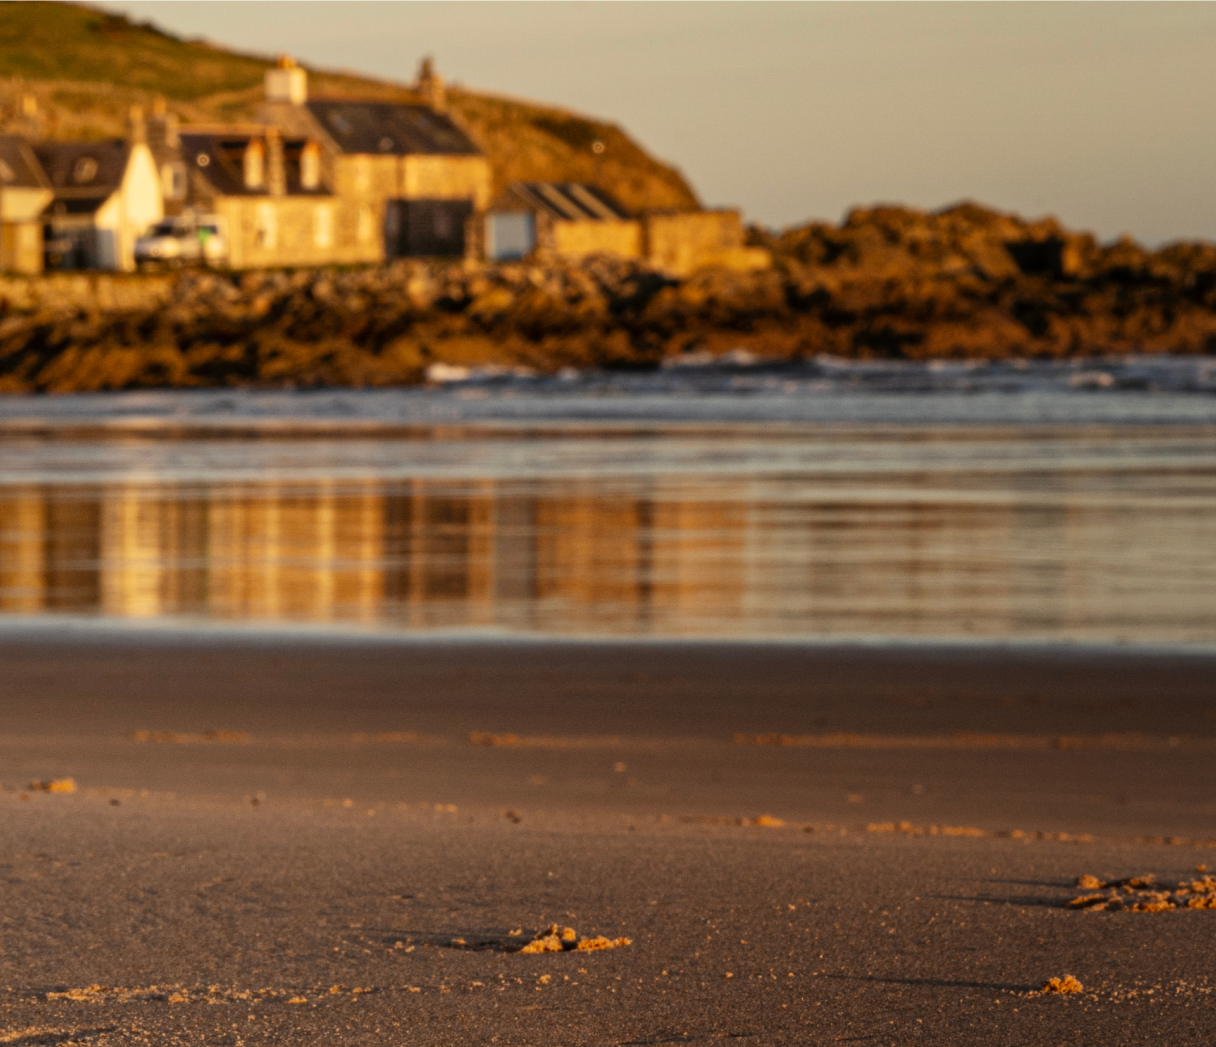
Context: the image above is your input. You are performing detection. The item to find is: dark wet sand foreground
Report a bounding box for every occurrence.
[2,631,1215,1046]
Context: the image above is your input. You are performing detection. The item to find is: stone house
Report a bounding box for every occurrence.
[34,117,162,271]
[178,125,367,269]
[0,135,52,274]
[476,180,769,275]
[258,57,491,260]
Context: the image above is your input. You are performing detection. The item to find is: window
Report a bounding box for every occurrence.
[161,162,186,200]
[357,205,373,244]
[314,204,332,249]
[353,157,370,194]
[487,212,535,261]
[254,202,277,250]
[73,156,98,184]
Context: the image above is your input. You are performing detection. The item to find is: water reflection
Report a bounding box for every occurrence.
[2,465,1215,641]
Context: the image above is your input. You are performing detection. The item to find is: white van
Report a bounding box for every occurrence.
[135,215,228,269]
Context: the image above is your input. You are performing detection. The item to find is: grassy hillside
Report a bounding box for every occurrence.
[0,2,699,212]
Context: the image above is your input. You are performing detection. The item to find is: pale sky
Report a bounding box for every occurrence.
[106,1,1216,245]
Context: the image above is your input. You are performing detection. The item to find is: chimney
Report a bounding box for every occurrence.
[147,95,179,154]
[265,54,307,105]
[127,104,147,145]
[417,56,446,111]
[265,128,286,196]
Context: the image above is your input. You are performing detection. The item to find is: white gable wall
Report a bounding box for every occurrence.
[116,144,163,271]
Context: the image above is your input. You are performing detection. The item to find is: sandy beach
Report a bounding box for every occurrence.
[1,630,1214,1045]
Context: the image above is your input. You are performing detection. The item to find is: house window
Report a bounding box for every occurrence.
[161,162,186,200]
[357,204,373,244]
[300,142,320,190]
[487,212,535,261]
[353,157,370,194]
[73,156,98,184]
[244,140,265,190]
[254,202,277,250]
[314,204,333,249]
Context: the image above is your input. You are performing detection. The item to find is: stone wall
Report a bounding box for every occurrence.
[0,270,172,313]
[642,210,769,276]
[4,203,1216,393]
[402,155,492,210]
[551,217,642,262]
[219,196,381,270]
[0,221,43,275]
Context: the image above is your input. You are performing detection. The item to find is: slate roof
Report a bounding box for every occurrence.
[498,182,631,222]
[305,100,480,157]
[0,136,50,189]
[179,133,331,197]
[30,140,131,216]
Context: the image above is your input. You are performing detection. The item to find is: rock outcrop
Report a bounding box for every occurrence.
[2,202,1216,393]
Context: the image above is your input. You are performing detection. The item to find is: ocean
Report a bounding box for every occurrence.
[2,354,1214,645]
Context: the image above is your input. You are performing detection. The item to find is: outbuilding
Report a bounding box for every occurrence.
[478,181,638,262]
[0,135,52,274]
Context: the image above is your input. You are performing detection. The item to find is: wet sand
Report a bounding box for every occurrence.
[2,630,1215,1045]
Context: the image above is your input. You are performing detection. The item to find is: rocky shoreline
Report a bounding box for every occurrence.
[3,202,1216,393]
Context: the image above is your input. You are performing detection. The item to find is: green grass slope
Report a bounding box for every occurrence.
[0,2,699,212]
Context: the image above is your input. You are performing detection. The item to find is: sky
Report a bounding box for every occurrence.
[105,1,1216,245]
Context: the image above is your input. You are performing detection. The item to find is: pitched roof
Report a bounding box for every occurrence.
[179,132,331,197]
[0,135,49,189]
[498,182,632,222]
[32,140,129,198]
[305,100,480,156]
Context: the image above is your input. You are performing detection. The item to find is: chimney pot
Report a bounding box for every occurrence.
[127,105,147,145]
[417,56,446,111]
[265,58,307,104]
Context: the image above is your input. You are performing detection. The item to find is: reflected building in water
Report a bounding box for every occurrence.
[2,475,1214,640]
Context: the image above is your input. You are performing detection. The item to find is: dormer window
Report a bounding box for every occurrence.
[300,141,320,190]
[162,162,187,200]
[244,139,265,189]
[73,156,98,184]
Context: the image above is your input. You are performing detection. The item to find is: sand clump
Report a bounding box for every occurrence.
[680,815,786,828]
[28,778,76,794]
[129,730,250,745]
[517,925,631,954]
[43,984,375,1005]
[436,925,631,954]
[1067,872,1216,912]
[468,732,626,749]
[1040,975,1084,995]
[868,821,1091,843]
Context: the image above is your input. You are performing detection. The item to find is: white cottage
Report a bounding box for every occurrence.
[34,115,162,271]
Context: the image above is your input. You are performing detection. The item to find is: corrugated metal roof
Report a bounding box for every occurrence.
[501,182,631,222]
[305,100,480,157]
[0,136,49,189]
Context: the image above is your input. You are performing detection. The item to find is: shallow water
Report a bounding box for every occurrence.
[1,356,1215,643]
